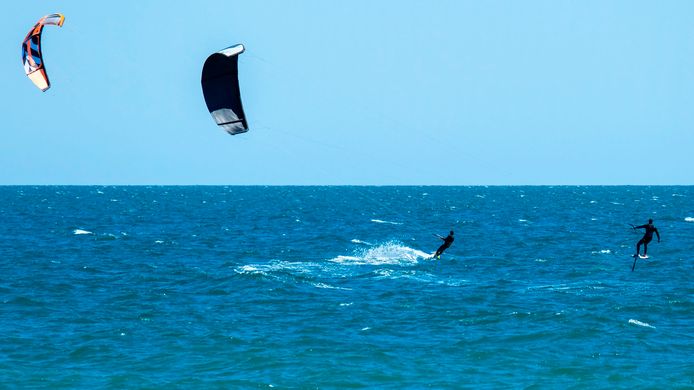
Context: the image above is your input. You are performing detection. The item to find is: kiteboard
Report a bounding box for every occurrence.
[631,254,649,272]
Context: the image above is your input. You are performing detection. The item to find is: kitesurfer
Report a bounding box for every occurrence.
[433,230,454,259]
[633,219,660,257]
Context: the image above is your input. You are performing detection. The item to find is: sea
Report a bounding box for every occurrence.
[0,186,692,388]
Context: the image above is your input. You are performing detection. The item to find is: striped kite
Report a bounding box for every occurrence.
[21,13,65,92]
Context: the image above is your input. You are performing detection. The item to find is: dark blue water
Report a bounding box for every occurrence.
[0,186,692,388]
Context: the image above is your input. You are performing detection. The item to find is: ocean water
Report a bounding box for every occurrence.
[0,186,692,388]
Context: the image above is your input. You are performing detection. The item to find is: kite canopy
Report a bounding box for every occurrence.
[201,44,248,135]
[21,13,65,92]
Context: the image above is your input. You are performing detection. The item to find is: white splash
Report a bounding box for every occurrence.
[330,242,430,266]
[629,319,655,329]
[73,229,93,235]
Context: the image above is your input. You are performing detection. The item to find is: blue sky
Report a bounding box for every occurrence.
[2,1,693,185]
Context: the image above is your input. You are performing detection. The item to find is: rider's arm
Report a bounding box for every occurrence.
[635,224,647,229]
[655,228,661,242]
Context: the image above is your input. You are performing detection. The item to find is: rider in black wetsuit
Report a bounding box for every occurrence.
[633,219,660,257]
[434,231,454,258]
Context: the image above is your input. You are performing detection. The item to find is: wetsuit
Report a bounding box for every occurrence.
[434,234,454,257]
[635,223,660,256]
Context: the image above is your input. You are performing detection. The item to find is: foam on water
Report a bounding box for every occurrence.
[73,229,93,235]
[234,261,319,276]
[685,217,694,222]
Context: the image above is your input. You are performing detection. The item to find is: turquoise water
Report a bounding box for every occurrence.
[0,186,692,388]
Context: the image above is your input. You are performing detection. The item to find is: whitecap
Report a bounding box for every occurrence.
[351,239,373,245]
[73,229,93,235]
[370,219,403,225]
[610,201,623,205]
[527,284,575,292]
[685,217,694,223]
[154,240,164,244]
[591,249,611,255]
[234,265,264,275]
[590,200,597,204]
[312,282,351,290]
[628,319,655,329]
